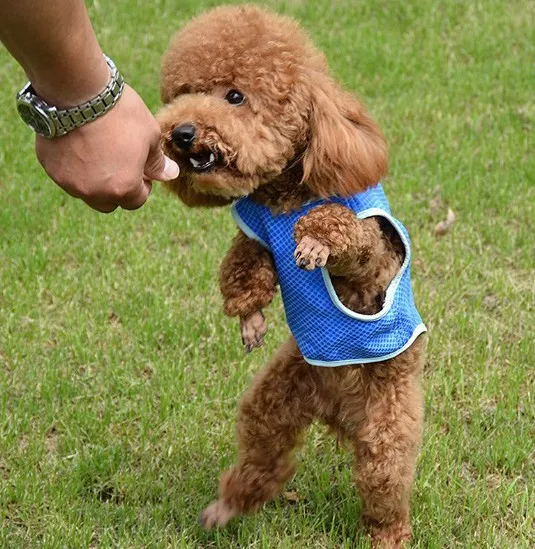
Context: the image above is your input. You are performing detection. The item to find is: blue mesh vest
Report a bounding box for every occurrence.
[231,184,427,366]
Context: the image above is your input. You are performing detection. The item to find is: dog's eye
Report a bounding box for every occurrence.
[225,89,245,105]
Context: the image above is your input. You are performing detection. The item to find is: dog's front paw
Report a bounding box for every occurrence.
[294,235,330,271]
[240,311,267,353]
[199,499,237,530]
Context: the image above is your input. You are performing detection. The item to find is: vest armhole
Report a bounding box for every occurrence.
[231,203,270,250]
[320,208,411,322]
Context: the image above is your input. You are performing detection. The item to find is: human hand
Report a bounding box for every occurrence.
[35,84,179,212]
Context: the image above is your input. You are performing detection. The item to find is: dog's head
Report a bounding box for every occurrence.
[157,5,387,207]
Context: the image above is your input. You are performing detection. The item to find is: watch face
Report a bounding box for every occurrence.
[17,99,55,138]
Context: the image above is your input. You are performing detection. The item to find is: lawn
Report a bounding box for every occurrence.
[0,0,534,547]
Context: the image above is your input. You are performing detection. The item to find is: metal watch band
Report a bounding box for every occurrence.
[49,55,125,137]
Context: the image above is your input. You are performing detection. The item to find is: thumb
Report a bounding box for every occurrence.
[144,141,180,181]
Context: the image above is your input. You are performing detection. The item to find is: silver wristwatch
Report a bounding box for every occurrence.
[16,55,125,139]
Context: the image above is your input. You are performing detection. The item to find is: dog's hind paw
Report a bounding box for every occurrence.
[199,499,237,530]
[294,235,330,271]
[366,518,412,548]
[240,310,267,353]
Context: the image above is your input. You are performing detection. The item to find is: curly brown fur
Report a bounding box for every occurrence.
[157,5,387,204]
[294,205,405,315]
[219,231,278,318]
[158,6,424,547]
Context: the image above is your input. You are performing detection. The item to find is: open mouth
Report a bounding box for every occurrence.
[187,150,217,172]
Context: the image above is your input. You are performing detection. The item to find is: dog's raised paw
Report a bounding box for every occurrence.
[199,499,237,530]
[240,310,267,353]
[294,235,330,271]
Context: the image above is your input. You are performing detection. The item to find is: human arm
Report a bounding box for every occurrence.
[0,0,179,212]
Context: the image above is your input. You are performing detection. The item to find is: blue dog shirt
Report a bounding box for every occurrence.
[231,184,426,366]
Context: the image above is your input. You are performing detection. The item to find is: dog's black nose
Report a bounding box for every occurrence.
[172,124,196,149]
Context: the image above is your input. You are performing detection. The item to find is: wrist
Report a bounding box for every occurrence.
[28,37,110,108]
[17,55,125,139]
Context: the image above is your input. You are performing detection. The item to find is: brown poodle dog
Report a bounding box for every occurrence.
[157,5,426,547]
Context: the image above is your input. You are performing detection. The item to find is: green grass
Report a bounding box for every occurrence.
[1,0,534,547]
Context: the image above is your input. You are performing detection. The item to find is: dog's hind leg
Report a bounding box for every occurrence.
[199,337,318,529]
[351,342,424,548]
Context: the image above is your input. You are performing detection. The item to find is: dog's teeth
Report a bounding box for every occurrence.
[189,154,215,169]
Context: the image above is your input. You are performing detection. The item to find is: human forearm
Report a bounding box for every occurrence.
[1,0,179,212]
[0,0,109,106]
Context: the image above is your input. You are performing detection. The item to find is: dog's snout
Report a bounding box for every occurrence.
[172,124,196,149]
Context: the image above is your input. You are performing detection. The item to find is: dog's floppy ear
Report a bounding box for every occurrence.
[302,76,388,197]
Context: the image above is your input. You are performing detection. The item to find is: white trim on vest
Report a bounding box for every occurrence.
[232,204,269,248]
[321,208,411,322]
[303,323,427,367]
